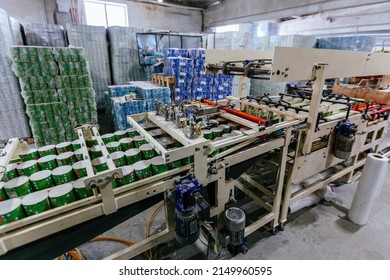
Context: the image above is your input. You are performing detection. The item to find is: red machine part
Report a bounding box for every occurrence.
[352,102,390,121]
[201,99,267,125]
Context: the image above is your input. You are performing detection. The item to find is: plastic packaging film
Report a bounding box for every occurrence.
[0,8,31,140]
[22,23,66,47]
[66,23,111,110]
[107,26,147,84]
[348,153,389,225]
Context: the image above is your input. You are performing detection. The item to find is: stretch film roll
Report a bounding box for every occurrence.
[348,153,389,225]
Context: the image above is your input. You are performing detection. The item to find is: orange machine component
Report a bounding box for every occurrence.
[201,99,267,125]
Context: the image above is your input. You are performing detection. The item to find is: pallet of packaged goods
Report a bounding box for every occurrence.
[9,46,98,147]
[0,8,31,141]
[66,24,111,110]
[107,26,147,84]
[22,23,67,47]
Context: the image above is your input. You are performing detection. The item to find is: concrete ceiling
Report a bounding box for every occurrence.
[159,0,221,9]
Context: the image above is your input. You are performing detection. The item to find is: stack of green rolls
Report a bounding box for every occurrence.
[9,46,98,147]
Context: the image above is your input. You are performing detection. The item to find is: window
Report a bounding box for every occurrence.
[84,0,128,27]
[215,24,239,33]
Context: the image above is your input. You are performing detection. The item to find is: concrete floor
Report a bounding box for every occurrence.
[77,163,390,260]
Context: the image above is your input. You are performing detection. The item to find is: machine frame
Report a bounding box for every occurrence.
[1,47,390,259]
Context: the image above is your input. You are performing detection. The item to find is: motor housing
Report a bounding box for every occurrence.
[173,177,210,245]
[333,120,357,159]
[218,207,248,256]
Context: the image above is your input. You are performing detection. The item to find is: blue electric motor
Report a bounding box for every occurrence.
[172,176,210,245]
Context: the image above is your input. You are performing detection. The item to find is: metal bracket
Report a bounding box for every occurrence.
[83,168,123,215]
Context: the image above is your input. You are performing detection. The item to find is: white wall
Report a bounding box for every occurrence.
[0,0,47,24]
[0,0,202,32]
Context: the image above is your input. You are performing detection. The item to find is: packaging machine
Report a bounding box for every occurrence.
[1,47,390,259]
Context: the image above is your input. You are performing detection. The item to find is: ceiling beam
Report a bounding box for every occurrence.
[204,0,390,28]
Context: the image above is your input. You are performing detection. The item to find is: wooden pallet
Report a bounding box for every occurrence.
[151,74,176,102]
[151,73,175,87]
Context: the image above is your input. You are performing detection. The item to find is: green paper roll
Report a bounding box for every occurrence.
[119,137,134,151]
[29,170,53,191]
[90,146,103,159]
[38,145,57,157]
[219,124,230,134]
[56,142,72,154]
[74,148,85,161]
[209,119,219,128]
[4,176,32,198]
[5,163,18,181]
[22,190,51,216]
[56,151,76,166]
[37,155,58,170]
[17,160,39,177]
[211,127,223,138]
[117,165,135,187]
[106,142,122,154]
[168,160,182,170]
[73,178,93,199]
[202,129,213,140]
[133,136,147,148]
[124,148,142,164]
[111,151,127,168]
[71,140,81,150]
[85,137,98,147]
[133,160,152,180]
[216,118,228,125]
[72,161,88,179]
[227,122,240,131]
[151,156,168,175]
[0,182,8,202]
[126,128,139,138]
[49,184,76,208]
[52,166,75,185]
[101,133,115,144]
[91,157,109,173]
[140,144,156,160]
[0,198,25,225]
[19,148,39,161]
[114,130,127,141]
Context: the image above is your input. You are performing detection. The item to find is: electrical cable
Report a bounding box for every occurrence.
[58,201,165,260]
[58,248,83,260]
[146,201,164,260]
[90,236,151,259]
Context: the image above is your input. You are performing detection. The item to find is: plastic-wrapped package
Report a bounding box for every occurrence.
[108,85,137,98]
[9,46,97,146]
[107,26,147,84]
[213,31,254,50]
[163,48,233,104]
[133,83,170,111]
[0,8,31,141]
[66,23,111,109]
[8,17,24,45]
[108,83,169,129]
[316,36,375,51]
[22,23,67,47]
